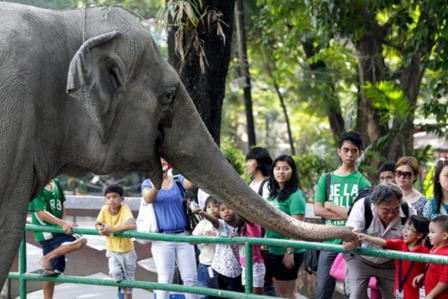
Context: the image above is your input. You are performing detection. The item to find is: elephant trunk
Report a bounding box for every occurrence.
[160,87,353,242]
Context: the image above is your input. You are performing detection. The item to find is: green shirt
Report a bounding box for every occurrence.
[266,189,307,255]
[28,179,66,242]
[314,170,371,244]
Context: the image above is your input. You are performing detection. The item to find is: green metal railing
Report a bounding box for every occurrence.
[8,224,448,299]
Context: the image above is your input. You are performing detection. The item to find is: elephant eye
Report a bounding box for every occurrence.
[166,90,175,104]
[158,87,177,113]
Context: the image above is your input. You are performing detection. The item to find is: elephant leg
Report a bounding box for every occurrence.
[0,176,33,288]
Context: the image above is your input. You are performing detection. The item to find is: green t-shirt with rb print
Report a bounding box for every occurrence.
[314,170,371,244]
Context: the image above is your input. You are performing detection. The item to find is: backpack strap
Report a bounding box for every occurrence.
[401,202,409,225]
[258,178,269,196]
[325,172,331,201]
[363,196,373,230]
[320,173,332,224]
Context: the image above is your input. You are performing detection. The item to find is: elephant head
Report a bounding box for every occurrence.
[64,7,353,243]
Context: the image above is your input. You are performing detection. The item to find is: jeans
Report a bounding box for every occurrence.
[151,240,197,299]
[197,263,210,299]
[316,250,338,299]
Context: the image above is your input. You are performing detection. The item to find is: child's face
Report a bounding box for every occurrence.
[428,222,447,247]
[206,201,217,216]
[402,222,420,244]
[105,192,124,209]
[219,204,235,222]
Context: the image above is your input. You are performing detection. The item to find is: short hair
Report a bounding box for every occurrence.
[395,156,420,183]
[431,215,448,233]
[104,184,124,196]
[432,159,448,213]
[378,161,395,175]
[369,183,403,205]
[338,131,363,150]
[245,147,273,177]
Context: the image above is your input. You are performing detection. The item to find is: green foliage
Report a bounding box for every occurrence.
[220,136,249,180]
[423,164,435,199]
[364,81,412,125]
[292,152,338,199]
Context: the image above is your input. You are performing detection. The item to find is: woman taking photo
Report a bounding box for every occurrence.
[141,158,197,299]
[266,155,306,299]
[423,158,448,219]
[395,156,427,215]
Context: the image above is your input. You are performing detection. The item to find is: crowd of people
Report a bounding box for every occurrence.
[27,131,448,299]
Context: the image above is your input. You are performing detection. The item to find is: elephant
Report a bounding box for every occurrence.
[0,2,353,288]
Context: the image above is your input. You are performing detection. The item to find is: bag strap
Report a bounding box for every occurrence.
[363,197,373,230]
[258,177,269,196]
[325,172,331,201]
[320,173,332,224]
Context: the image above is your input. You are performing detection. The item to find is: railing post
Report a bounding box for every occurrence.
[19,231,27,299]
[244,241,253,295]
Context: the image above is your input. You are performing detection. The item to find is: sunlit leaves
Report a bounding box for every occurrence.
[363,81,412,125]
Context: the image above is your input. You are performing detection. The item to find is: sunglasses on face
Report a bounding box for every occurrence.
[395,170,413,179]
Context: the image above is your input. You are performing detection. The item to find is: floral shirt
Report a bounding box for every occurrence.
[211,219,241,278]
[411,196,427,216]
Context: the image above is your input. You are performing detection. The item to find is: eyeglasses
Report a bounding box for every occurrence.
[395,170,413,179]
[380,207,400,215]
[402,226,417,233]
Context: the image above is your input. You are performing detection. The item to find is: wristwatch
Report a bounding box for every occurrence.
[286,249,294,254]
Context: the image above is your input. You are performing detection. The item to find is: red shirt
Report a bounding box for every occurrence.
[386,239,430,299]
[425,244,448,299]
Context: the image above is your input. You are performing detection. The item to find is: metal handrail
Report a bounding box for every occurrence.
[8,224,448,299]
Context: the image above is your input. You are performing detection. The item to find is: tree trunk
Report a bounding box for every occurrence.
[353,11,390,178]
[167,0,236,146]
[302,41,345,142]
[235,0,256,147]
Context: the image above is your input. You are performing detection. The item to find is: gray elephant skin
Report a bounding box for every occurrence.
[0,2,353,288]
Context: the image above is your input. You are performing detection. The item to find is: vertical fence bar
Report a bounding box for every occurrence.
[19,231,27,299]
[244,241,253,295]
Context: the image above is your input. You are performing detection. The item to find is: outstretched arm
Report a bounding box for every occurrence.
[358,233,387,247]
[194,208,220,228]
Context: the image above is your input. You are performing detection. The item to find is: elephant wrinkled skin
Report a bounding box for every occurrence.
[0,3,353,287]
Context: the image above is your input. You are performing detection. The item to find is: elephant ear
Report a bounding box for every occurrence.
[67,31,126,143]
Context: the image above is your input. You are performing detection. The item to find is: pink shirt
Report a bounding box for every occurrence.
[239,223,264,267]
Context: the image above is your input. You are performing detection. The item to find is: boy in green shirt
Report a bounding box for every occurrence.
[313,132,371,299]
[29,178,87,299]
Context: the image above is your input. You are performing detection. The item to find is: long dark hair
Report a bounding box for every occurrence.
[433,159,448,213]
[268,155,300,202]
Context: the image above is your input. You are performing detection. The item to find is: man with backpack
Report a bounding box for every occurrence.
[343,183,416,299]
[313,132,371,299]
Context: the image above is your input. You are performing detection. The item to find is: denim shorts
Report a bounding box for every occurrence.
[39,233,81,273]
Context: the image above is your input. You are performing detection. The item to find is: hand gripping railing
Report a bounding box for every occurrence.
[8,224,448,299]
